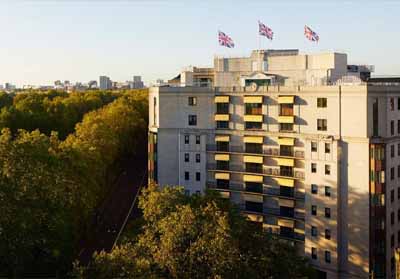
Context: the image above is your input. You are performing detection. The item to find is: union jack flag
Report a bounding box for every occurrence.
[304,25,319,42]
[218,31,235,48]
[258,21,273,40]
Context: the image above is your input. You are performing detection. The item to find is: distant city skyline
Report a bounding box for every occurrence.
[0,0,399,86]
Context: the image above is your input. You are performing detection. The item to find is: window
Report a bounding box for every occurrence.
[196,135,200,144]
[312,247,317,259]
[398,97,400,110]
[325,186,331,197]
[317,98,327,108]
[184,153,189,162]
[325,229,331,240]
[391,189,395,203]
[390,98,395,111]
[311,163,317,173]
[391,167,395,180]
[311,184,318,194]
[196,190,201,194]
[196,172,201,181]
[184,171,189,181]
[311,226,318,237]
[398,187,400,200]
[391,234,395,247]
[398,231,400,245]
[153,97,157,126]
[391,212,395,225]
[311,205,317,216]
[391,120,395,136]
[325,143,331,154]
[398,120,400,135]
[391,145,395,158]
[216,103,229,114]
[184,135,189,144]
[196,153,200,163]
[398,143,400,155]
[188,115,197,126]
[216,121,229,129]
[325,208,331,218]
[311,141,317,152]
[325,165,331,175]
[188,96,197,106]
[184,189,190,196]
[325,251,331,263]
[398,209,400,222]
[398,165,400,178]
[317,119,327,131]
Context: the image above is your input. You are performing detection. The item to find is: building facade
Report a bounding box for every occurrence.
[148,49,400,278]
[99,75,112,90]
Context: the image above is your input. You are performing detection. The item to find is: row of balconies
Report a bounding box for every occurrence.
[207,163,305,179]
[238,203,305,221]
[207,181,305,200]
[206,144,305,159]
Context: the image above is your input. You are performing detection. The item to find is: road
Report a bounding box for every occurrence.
[77,153,147,265]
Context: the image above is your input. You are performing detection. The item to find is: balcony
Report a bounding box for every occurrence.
[206,145,304,159]
[264,167,304,179]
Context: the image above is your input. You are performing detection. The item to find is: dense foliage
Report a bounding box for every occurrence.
[75,184,315,279]
[0,90,140,139]
[0,90,148,277]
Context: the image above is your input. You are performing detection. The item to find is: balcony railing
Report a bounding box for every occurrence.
[264,167,305,179]
[206,145,305,159]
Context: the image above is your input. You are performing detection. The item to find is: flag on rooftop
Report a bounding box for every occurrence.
[258,21,273,40]
[304,25,319,42]
[218,31,235,48]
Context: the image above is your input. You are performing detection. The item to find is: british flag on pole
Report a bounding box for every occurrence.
[304,25,319,42]
[258,21,273,40]
[218,31,235,48]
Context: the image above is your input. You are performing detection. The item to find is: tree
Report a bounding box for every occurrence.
[75,184,315,279]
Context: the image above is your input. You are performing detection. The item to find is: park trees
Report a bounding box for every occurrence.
[75,184,315,279]
[0,89,148,277]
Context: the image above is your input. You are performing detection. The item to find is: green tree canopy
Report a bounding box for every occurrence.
[75,184,315,279]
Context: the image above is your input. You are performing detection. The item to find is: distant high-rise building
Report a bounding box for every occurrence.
[99,76,112,90]
[4,83,16,91]
[130,76,144,89]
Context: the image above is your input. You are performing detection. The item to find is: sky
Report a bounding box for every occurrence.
[0,0,399,86]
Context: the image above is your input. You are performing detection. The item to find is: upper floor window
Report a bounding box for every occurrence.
[311,163,317,173]
[184,135,189,144]
[188,115,197,126]
[184,171,189,181]
[196,135,201,144]
[216,103,229,114]
[390,98,395,111]
[325,229,331,240]
[311,226,318,237]
[325,186,331,197]
[317,98,327,108]
[196,172,201,181]
[311,141,317,152]
[317,119,327,131]
[325,208,331,218]
[391,120,395,136]
[325,143,331,154]
[325,165,331,175]
[391,145,395,158]
[311,205,317,215]
[188,97,197,106]
[311,184,318,194]
[196,153,201,163]
[184,153,189,162]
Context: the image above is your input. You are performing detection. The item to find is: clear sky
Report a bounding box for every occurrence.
[0,0,399,86]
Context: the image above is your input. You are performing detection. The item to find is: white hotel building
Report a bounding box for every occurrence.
[148,49,400,278]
